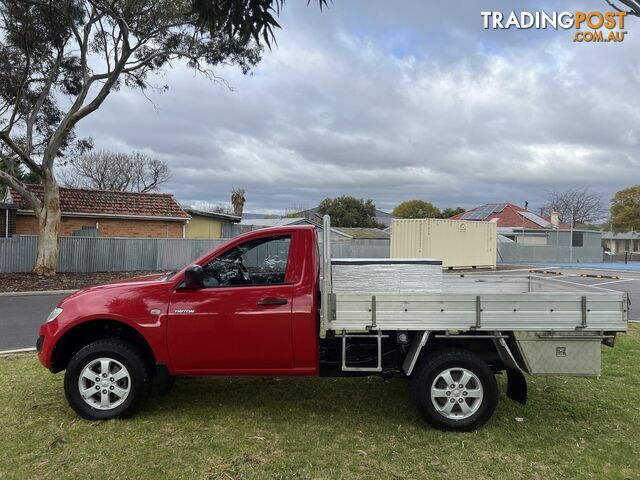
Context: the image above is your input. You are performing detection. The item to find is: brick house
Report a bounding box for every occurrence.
[4,184,190,238]
[450,202,568,237]
[450,202,601,252]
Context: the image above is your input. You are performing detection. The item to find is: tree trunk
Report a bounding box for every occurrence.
[33,177,61,276]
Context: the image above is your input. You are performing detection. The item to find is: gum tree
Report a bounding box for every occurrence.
[0,0,265,275]
[605,0,640,16]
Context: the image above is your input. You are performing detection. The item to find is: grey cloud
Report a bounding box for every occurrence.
[74,0,640,215]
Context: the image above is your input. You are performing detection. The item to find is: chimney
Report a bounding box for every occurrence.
[550,211,559,228]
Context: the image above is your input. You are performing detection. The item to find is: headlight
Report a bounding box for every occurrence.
[45,307,63,323]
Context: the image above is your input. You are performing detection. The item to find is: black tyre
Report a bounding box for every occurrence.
[64,339,152,420]
[411,348,498,431]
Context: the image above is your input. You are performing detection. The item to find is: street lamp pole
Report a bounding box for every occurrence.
[569,208,574,264]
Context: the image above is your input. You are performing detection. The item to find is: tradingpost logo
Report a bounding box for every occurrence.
[481,10,628,43]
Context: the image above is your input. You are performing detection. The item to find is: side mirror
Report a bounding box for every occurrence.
[183,264,204,289]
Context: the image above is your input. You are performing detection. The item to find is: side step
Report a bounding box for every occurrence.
[341,330,388,372]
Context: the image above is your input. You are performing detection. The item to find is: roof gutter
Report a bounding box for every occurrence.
[16,210,190,222]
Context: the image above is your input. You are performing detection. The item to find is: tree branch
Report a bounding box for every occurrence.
[0,131,43,177]
[25,48,65,155]
[42,3,132,170]
[0,168,41,212]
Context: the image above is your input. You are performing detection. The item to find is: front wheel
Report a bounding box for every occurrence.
[411,348,498,431]
[64,339,151,420]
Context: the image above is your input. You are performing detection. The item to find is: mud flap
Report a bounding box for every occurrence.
[506,369,527,405]
[153,363,175,395]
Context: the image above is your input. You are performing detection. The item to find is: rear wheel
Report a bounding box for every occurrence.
[64,339,151,420]
[411,348,498,431]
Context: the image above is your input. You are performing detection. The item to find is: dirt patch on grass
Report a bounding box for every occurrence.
[0,271,163,293]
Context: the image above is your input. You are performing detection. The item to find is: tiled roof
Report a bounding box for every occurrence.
[8,184,190,219]
[450,203,569,230]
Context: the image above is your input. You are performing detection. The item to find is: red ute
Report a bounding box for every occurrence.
[39,219,618,432]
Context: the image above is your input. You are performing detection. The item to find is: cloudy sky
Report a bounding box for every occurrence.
[75,0,640,215]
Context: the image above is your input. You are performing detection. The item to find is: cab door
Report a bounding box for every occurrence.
[167,234,296,374]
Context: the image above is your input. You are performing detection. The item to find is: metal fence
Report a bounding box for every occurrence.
[0,235,391,273]
[321,239,390,259]
[0,236,230,273]
[2,233,614,272]
[497,243,603,264]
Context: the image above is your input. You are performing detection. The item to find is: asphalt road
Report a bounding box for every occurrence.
[0,292,70,351]
[1,267,638,352]
[507,268,640,320]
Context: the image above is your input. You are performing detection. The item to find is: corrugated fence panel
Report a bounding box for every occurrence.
[0,235,37,272]
[0,236,389,273]
[497,243,603,263]
[157,239,228,271]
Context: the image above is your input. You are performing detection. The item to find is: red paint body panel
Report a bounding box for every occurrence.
[167,284,296,372]
[38,226,320,376]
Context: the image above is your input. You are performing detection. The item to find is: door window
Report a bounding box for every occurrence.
[202,235,291,287]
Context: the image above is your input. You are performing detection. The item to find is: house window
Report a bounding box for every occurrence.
[0,207,16,238]
[572,232,584,247]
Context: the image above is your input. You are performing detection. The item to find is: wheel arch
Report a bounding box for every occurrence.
[51,319,156,373]
[404,331,506,376]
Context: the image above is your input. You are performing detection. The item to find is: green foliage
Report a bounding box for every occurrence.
[392,201,465,220]
[440,207,465,219]
[392,200,440,219]
[318,196,382,228]
[611,185,640,231]
[0,160,38,196]
[192,0,328,48]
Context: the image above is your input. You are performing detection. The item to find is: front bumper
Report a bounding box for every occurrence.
[37,321,57,370]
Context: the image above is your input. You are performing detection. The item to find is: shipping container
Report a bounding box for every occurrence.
[390,218,497,269]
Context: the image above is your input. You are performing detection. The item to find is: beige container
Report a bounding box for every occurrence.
[390,218,497,269]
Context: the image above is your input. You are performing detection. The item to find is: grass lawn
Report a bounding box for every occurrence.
[2,326,640,479]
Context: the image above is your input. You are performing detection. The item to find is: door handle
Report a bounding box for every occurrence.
[257,297,288,306]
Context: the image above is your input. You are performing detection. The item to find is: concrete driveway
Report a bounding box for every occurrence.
[0,291,72,352]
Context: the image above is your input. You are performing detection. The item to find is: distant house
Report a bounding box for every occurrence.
[451,202,603,262]
[4,184,190,238]
[451,202,578,245]
[602,231,640,255]
[183,207,240,239]
[293,207,395,228]
[237,217,390,244]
